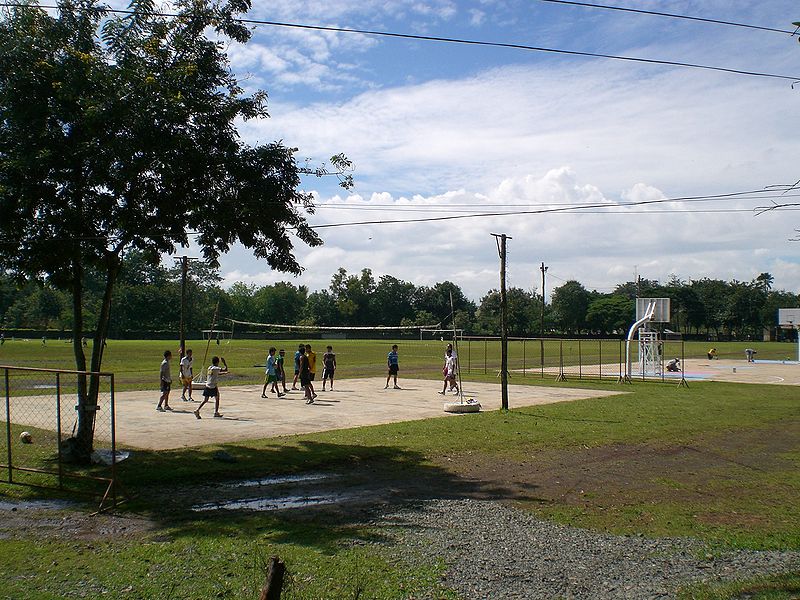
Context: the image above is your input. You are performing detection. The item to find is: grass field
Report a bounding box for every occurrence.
[0,336,795,390]
[1,339,799,598]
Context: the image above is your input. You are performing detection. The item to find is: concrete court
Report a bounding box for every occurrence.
[528,358,800,386]
[103,378,623,451]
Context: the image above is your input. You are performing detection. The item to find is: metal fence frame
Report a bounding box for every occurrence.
[1,365,119,510]
[457,336,686,383]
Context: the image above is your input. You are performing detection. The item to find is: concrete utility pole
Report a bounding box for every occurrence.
[540,262,547,368]
[492,233,512,410]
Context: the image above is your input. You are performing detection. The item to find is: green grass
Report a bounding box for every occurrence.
[2,339,800,598]
[0,531,455,599]
[1,337,796,391]
[679,573,800,599]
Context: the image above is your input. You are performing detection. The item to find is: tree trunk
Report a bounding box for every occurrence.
[70,253,121,463]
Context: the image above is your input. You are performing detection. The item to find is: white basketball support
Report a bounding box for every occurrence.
[638,330,662,376]
[625,300,656,381]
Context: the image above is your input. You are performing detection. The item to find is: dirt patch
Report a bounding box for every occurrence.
[435,420,800,513]
[0,504,157,542]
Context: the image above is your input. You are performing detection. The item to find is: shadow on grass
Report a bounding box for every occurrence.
[111,438,521,552]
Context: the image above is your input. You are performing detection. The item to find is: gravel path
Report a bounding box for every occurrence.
[379,499,800,599]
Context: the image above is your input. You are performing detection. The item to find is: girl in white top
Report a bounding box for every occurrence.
[439,349,458,395]
[194,356,228,419]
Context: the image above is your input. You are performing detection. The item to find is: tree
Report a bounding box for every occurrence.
[413,282,475,327]
[550,280,591,334]
[475,288,536,336]
[329,268,375,325]
[0,1,348,461]
[252,282,308,325]
[370,275,416,325]
[585,295,633,335]
[302,290,338,326]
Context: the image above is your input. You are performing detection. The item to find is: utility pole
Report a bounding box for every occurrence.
[540,262,547,368]
[492,233,512,410]
[174,256,198,359]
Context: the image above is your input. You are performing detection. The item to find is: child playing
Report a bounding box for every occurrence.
[194,356,228,419]
[322,345,336,391]
[385,344,400,389]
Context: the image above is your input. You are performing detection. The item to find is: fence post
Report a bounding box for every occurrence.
[523,339,526,376]
[578,339,582,380]
[541,338,545,379]
[467,338,471,373]
[56,372,63,490]
[484,339,487,375]
[4,368,11,483]
[599,339,603,379]
[110,373,117,506]
[556,338,567,381]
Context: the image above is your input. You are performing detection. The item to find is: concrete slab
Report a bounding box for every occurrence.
[102,377,622,450]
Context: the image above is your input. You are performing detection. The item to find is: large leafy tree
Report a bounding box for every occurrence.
[0,0,346,460]
[475,287,536,336]
[585,295,633,335]
[550,280,591,334]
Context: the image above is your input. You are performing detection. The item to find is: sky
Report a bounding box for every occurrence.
[128,1,800,301]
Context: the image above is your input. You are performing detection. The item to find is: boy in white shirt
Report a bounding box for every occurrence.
[194,356,228,419]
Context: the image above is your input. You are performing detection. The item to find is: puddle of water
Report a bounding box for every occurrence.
[220,473,335,488]
[192,494,349,512]
[0,499,75,511]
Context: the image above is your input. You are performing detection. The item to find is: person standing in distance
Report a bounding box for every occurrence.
[385,344,400,389]
[305,344,318,399]
[322,345,336,391]
[298,346,313,404]
[292,343,304,390]
[157,350,173,412]
[277,349,288,393]
[194,356,228,419]
[180,348,194,402]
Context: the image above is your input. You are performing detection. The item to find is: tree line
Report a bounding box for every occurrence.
[2,252,796,340]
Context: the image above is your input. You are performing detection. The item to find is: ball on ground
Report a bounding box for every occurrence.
[20,431,32,444]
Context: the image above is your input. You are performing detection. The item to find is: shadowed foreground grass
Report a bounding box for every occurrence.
[1,370,799,598]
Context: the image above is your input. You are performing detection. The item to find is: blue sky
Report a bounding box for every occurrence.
[114,1,800,301]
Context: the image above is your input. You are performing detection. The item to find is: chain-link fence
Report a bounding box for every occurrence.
[457,337,686,382]
[1,366,119,509]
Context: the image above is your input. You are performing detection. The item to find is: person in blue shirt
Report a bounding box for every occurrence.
[261,347,284,398]
[385,344,401,389]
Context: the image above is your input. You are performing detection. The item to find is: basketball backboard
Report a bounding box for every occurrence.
[778,308,800,327]
[636,298,671,323]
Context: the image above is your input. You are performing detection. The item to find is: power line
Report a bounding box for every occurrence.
[306,188,800,229]
[3,3,799,82]
[536,0,797,36]
[311,190,800,213]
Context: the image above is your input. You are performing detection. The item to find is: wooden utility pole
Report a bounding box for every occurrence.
[492,233,512,410]
[540,262,547,368]
[174,256,197,359]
